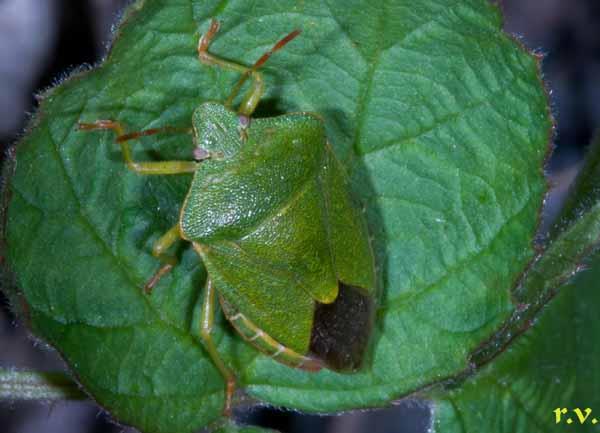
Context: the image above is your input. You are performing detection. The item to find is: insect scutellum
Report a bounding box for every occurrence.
[78,19,376,418]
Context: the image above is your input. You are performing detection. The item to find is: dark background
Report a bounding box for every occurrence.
[1,0,599,432]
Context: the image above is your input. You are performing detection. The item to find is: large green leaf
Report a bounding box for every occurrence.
[3,0,551,432]
[432,251,600,433]
[429,132,600,433]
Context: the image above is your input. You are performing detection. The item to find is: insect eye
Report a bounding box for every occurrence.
[193,147,210,161]
[238,115,251,128]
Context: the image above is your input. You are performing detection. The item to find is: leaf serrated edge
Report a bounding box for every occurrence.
[451,0,557,375]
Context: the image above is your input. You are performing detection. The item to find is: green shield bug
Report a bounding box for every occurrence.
[79,19,376,415]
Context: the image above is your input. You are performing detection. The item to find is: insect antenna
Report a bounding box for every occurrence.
[225,28,302,107]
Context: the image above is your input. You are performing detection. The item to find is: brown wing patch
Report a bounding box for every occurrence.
[309,282,374,371]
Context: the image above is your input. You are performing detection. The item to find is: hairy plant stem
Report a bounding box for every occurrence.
[0,367,86,400]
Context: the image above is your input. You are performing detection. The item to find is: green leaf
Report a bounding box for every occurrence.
[431,251,600,433]
[3,0,551,432]
[429,131,600,433]
[467,133,600,369]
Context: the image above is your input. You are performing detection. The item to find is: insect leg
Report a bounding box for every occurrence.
[144,224,182,294]
[198,19,300,116]
[78,120,198,174]
[200,278,236,416]
[197,20,264,117]
[228,27,301,114]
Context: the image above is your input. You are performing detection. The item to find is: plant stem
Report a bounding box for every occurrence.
[0,367,86,400]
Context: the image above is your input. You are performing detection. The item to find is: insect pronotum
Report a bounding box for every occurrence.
[79,19,376,416]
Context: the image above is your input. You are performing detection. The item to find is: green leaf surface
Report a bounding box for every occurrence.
[3,0,551,432]
[430,127,600,433]
[432,251,600,433]
[468,180,600,368]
